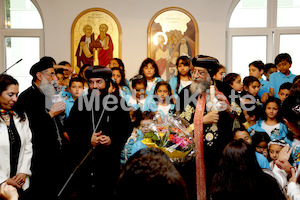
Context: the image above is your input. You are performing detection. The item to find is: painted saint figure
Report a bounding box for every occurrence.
[96,24,114,67]
[155,34,170,79]
[76,24,95,68]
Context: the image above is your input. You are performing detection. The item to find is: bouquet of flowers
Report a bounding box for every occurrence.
[141,114,194,162]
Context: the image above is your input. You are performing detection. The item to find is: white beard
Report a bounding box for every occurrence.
[189,75,211,95]
[39,78,56,98]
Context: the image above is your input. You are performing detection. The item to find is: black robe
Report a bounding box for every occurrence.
[65,92,132,200]
[175,85,233,200]
[15,84,66,200]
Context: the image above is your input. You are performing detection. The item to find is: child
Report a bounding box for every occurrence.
[233,128,271,169]
[168,56,192,99]
[63,77,85,118]
[120,108,142,164]
[108,58,130,87]
[278,82,292,103]
[154,81,175,121]
[268,139,287,169]
[223,73,243,94]
[243,103,262,127]
[55,69,65,87]
[108,58,124,70]
[264,63,277,81]
[131,111,157,156]
[252,131,271,158]
[112,67,131,99]
[269,53,296,98]
[247,97,292,147]
[249,60,271,101]
[223,73,250,129]
[242,76,262,107]
[58,61,75,86]
[126,75,157,112]
[55,69,67,93]
[78,64,90,94]
[138,58,162,95]
[108,78,120,98]
[213,64,226,81]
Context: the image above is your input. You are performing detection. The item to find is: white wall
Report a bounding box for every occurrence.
[35,0,233,80]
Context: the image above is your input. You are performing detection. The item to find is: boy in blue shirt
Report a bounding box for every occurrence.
[278,82,292,104]
[269,53,296,98]
[63,77,85,118]
[264,63,277,81]
[249,60,271,103]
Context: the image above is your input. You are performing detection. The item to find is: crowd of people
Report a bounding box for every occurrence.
[0,53,299,200]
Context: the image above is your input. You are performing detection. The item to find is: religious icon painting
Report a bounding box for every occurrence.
[71,8,122,73]
[147,7,198,81]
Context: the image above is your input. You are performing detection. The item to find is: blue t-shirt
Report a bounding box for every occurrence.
[269,71,296,98]
[258,78,271,98]
[255,151,271,170]
[169,76,192,100]
[119,85,131,99]
[62,91,87,118]
[63,95,75,118]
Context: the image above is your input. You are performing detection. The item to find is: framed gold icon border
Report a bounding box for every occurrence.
[71,8,122,71]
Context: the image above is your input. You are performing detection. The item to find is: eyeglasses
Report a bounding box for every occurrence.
[42,72,56,77]
[192,69,207,76]
[88,79,105,85]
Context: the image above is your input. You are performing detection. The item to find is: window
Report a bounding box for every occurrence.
[228,0,300,79]
[0,0,44,92]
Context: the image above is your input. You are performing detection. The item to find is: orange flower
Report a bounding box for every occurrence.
[168,134,174,141]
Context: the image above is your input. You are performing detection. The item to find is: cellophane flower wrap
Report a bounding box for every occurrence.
[141,114,194,162]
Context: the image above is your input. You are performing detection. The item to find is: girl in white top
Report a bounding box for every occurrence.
[153,81,175,121]
[168,56,192,100]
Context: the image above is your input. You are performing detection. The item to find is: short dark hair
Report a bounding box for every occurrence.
[55,68,64,75]
[275,53,292,65]
[279,82,292,91]
[69,77,84,88]
[249,60,264,71]
[233,127,249,136]
[264,63,277,73]
[251,132,271,147]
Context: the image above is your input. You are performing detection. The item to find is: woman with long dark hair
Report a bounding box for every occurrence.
[210,140,286,200]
